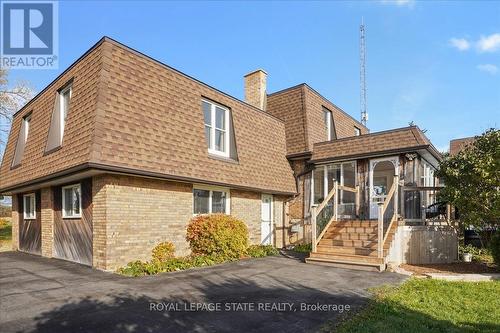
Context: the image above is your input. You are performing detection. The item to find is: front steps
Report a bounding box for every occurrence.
[306,220,397,272]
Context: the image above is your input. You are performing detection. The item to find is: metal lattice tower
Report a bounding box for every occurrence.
[360,18,368,126]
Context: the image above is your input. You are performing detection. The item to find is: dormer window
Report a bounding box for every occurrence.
[322,107,336,141]
[354,126,361,136]
[59,85,72,142]
[202,99,230,157]
[45,82,72,153]
[11,112,31,167]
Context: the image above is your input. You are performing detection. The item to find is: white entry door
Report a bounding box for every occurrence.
[369,156,398,219]
[261,194,273,245]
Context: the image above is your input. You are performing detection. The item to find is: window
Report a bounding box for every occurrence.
[354,126,361,136]
[11,113,31,167]
[323,108,334,141]
[202,100,230,157]
[23,193,36,219]
[46,83,72,152]
[193,186,230,214]
[62,184,81,218]
[59,85,72,142]
[312,161,356,205]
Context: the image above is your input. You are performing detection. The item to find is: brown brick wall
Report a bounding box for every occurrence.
[40,188,54,257]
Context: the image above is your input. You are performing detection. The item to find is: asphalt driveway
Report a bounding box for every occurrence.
[0,251,405,333]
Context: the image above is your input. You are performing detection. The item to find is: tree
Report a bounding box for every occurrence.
[0,68,34,157]
[437,129,500,241]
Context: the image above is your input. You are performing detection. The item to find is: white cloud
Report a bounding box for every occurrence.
[477,33,500,53]
[449,38,470,51]
[380,0,415,8]
[477,64,498,75]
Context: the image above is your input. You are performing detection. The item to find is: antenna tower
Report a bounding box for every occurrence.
[360,18,368,126]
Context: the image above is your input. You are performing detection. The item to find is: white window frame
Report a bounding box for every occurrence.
[323,109,332,141]
[23,114,31,143]
[193,185,230,215]
[202,99,230,158]
[311,161,357,205]
[62,183,82,218]
[59,85,72,145]
[354,126,361,136]
[23,193,36,220]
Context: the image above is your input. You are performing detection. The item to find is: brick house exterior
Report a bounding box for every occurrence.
[0,37,442,271]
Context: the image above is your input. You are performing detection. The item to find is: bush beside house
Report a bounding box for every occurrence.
[119,214,278,276]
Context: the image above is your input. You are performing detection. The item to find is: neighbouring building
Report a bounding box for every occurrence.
[0,37,454,272]
[449,137,476,156]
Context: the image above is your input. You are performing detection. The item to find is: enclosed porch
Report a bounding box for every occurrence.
[304,126,452,271]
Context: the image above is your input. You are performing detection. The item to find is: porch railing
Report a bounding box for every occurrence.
[401,186,451,225]
[311,181,338,253]
[377,175,399,258]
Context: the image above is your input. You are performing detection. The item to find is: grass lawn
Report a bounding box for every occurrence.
[0,218,12,252]
[329,278,500,333]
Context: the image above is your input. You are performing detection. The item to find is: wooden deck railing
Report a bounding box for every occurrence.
[311,181,338,253]
[377,175,399,258]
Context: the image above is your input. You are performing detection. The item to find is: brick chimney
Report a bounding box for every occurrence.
[244,69,267,110]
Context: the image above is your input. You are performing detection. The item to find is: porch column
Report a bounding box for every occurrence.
[11,195,19,251]
[40,187,54,257]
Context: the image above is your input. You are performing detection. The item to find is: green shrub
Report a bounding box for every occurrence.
[118,254,231,277]
[151,241,175,262]
[247,245,279,258]
[490,233,500,266]
[293,243,312,253]
[186,214,248,259]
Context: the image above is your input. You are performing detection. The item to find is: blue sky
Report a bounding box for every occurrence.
[6,0,500,152]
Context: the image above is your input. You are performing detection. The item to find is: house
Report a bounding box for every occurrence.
[449,137,475,156]
[0,37,454,272]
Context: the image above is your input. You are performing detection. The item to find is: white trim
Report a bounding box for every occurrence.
[62,183,82,218]
[324,109,332,141]
[202,99,230,158]
[59,85,72,145]
[193,184,230,215]
[261,194,274,245]
[369,156,399,219]
[311,161,357,206]
[23,193,36,220]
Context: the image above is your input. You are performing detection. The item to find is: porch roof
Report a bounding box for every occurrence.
[310,126,442,164]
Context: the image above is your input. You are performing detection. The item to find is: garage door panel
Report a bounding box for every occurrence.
[53,179,92,266]
[18,192,41,255]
